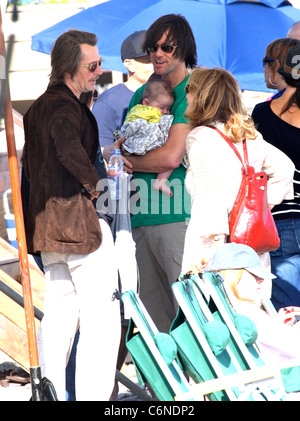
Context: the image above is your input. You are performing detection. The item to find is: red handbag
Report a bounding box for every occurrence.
[208,126,280,253]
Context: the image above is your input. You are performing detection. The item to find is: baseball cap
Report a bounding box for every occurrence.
[121,30,147,61]
[205,243,276,280]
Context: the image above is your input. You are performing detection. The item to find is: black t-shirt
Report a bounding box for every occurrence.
[252,100,300,221]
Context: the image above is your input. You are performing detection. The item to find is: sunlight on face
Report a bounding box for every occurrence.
[65,44,102,98]
[150,31,181,77]
[133,56,154,85]
[236,270,265,304]
[186,90,194,114]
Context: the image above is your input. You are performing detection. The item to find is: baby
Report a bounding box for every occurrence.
[117,75,178,197]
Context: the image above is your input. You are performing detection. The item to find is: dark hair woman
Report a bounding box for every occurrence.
[252,45,300,311]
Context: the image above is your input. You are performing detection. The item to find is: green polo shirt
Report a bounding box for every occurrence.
[128,75,191,228]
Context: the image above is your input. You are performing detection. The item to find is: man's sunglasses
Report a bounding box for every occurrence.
[81,57,103,73]
[262,57,276,68]
[147,44,177,54]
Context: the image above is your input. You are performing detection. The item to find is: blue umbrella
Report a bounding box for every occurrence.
[31,0,160,55]
[31,0,300,91]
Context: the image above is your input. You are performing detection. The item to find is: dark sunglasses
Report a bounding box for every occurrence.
[185,84,190,94]
[147,44,177,54]
[262,57,276,68]
[81,57,103,72]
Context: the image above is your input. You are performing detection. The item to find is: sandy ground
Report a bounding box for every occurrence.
[0,349,144,401]
[0,350,143,402]
[0,351,31,401]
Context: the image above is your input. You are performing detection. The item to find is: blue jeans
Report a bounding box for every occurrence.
[270,218,300,311]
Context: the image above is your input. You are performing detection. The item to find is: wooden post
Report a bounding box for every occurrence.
[0,7,42,400]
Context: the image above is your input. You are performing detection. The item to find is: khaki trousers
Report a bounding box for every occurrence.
[132,221,188,333]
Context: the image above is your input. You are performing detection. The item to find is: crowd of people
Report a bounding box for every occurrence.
[21,13,300,401]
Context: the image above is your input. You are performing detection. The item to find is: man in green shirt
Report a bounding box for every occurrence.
[113,14,197,332]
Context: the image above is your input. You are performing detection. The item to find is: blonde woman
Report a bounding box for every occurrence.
[181,67,294,301]
[205,243,300,370]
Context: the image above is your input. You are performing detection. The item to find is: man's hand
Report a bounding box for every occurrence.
[103,136,133,173]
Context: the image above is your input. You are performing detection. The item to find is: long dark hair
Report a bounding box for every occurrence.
[142,14,197,69]
[49,30,97,87]
[280,77,300,115]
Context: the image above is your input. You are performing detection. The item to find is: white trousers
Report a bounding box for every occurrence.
[39,219,121,401]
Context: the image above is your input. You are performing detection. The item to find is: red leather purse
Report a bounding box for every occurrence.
[208,126,280,253]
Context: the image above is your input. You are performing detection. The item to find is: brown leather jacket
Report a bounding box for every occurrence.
[22,84,102,254]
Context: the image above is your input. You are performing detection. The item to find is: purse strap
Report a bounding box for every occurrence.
[206,125,249,172]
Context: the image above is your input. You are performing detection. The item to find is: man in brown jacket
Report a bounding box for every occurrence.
[22,30,121,401]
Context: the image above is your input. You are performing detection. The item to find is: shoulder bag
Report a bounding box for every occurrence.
[207,125,280,253]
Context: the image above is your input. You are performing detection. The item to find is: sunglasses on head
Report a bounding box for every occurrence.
[147,44,177,54]
[262,57,276,68]
[81,57,103,72]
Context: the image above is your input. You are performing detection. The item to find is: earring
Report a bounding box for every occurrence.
[269,73,280,88]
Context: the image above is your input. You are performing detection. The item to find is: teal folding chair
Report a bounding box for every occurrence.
[260,297,300,394]
[199,272,300,394]
[120,290,197,401]
[197,272,300,398]
[199,272,266,371]
[171,274,287,401]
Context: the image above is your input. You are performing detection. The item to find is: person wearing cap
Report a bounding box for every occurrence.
[206,243,277,306]
[252,45,300,312]
[93,30,153,151]
[205,243,300,370]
